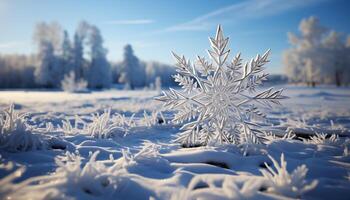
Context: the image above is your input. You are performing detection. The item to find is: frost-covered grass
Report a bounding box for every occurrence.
[86,109,125,139]
[260,154,318,198]
[0,86,350,200]
[303,133,340,145]
[0,104,46,152]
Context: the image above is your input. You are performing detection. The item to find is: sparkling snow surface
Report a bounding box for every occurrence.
[0,85,349,200]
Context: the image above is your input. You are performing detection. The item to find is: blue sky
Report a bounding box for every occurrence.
[0,0,349,74]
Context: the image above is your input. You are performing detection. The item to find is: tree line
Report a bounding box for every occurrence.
[2,17,349,89]
[0,21,176,89]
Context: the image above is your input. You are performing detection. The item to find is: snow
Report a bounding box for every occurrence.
[0,85,350,200]
[0,89,158,104]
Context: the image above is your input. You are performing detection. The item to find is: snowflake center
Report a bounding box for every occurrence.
[212,92,229,107]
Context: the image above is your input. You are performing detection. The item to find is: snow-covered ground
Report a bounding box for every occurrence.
[0,85,349,200]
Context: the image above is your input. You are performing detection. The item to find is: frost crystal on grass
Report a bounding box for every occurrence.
[261,131,296,144]
[157,25,286,146]
[260,153,318,198]
[303,133,340,145]
[1,151,120,200]
[120,144,170,170]
[86,109,125,139]
[0,104,46,152]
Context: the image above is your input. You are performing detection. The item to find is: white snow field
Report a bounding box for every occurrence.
[0,85,350,200]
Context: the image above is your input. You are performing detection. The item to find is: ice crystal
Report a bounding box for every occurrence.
[0,104,46,152]
[0,151,121,200]
[86,109,125,139]
[260,153,318,198]
[141,110,166,127]
[156,25,285,146]
[57,115,84,135]
[174,175,261,200]
[261,130,296,144]
[303,132,340,145]
[120,144,170,171]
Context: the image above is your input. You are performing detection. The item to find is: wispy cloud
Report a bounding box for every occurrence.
[163,0,327,32]
[104,19,154,25]
[0,41,26,49]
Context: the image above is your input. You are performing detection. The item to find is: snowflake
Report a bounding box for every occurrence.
[156,25,286,146]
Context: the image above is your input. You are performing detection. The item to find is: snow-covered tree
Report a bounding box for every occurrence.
[72,21,90,81]
[1,21,116,89]
[113,60,176,87]
[61,30,74,76]
[144,61,176,86]
[86,25,112,88]
[71,21,112,88]
[283,16,350,86]
[33,22,63,52]
[33,22,64,87]
[155,76,162,92]
[322,31,348,86]
[35,41,62,87]
[119,44,145,89]
[73,33,84,80]
[305,59,319,87]
[61,71,88,93]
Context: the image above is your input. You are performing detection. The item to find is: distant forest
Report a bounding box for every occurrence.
[0,21,176,89]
